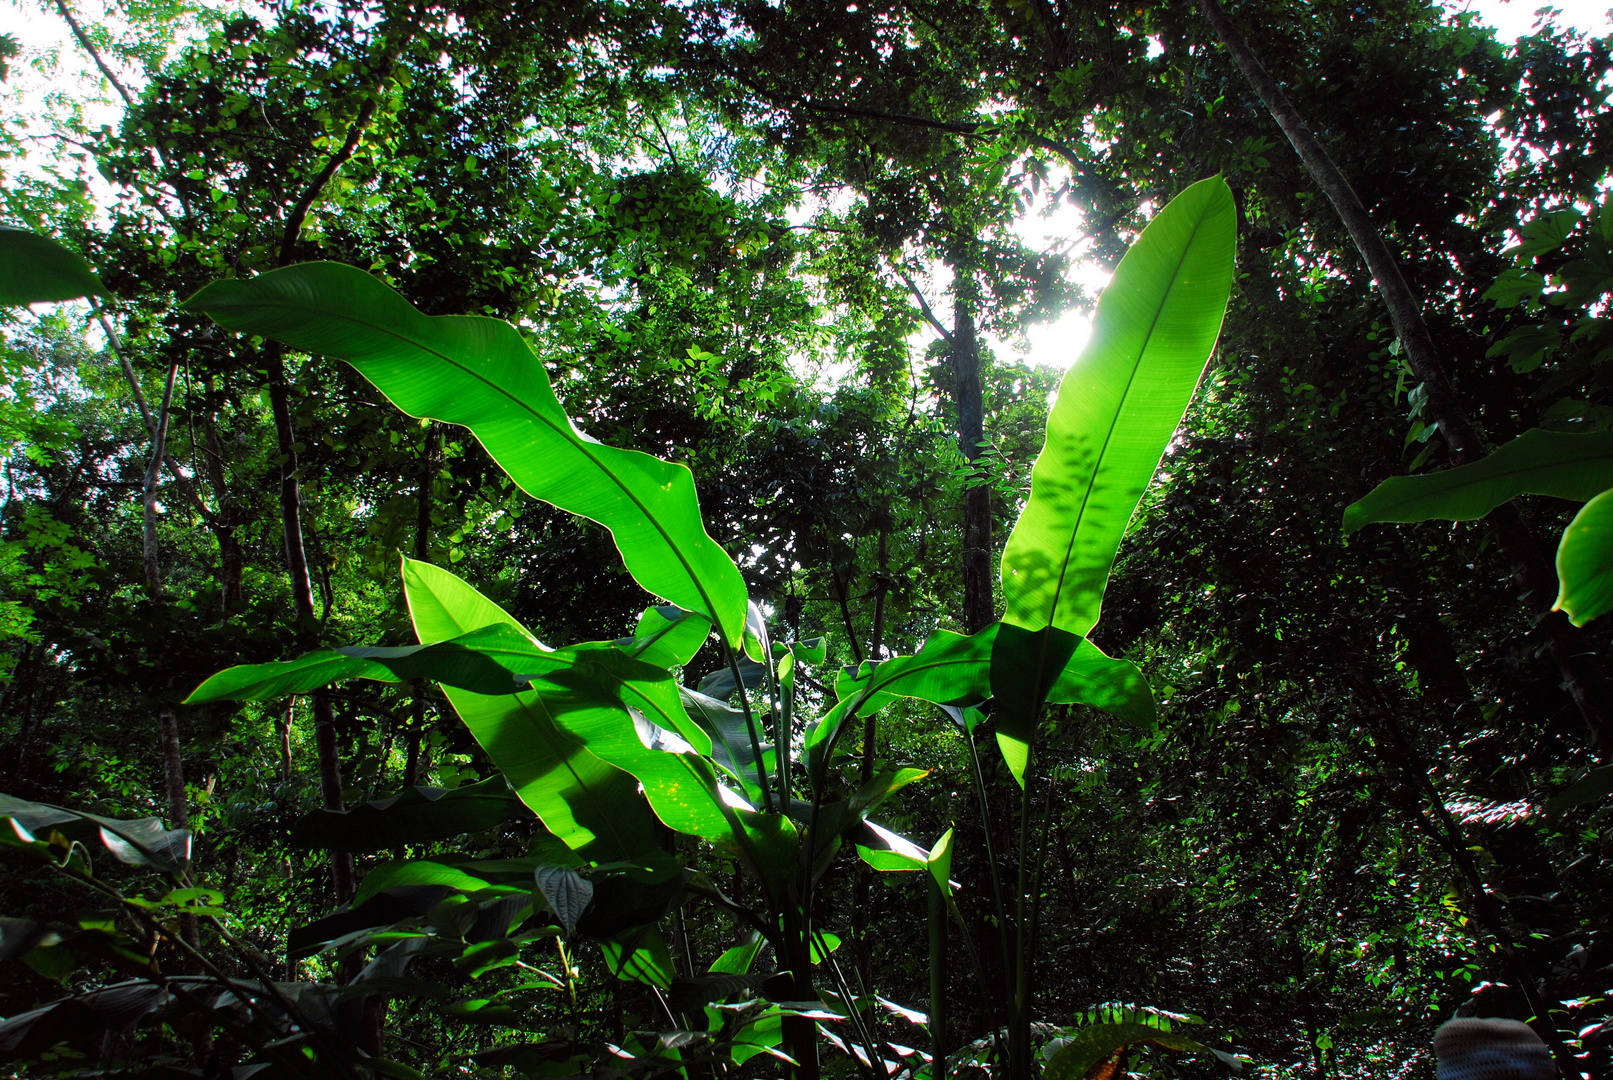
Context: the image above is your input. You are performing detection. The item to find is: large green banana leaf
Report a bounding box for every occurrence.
[0,227,107,306]
[1042,1022,1214,1080]
[619,605,712,670]
[182,263,747,648]
[1000,176,1236,638]
[1555,486,1613,626]
[398,559,663,863]
[289,777,530,851]
[184,624,549,702]
[400,561,780,866]
[1343,428,1613,532]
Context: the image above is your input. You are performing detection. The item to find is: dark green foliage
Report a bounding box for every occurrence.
[1,0,1610,1077]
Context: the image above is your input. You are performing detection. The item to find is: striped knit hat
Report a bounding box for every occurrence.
[1434,1018,1556,1080]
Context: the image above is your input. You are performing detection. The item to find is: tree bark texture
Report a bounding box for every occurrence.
[954,296,993,634]
[160,708,189,833]
[1198,0,1611,752]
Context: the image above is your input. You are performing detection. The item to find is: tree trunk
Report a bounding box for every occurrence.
[202,408,243,615]
[7,642,40,784]
[267,343,355,903]
[779,908,821,1080]
[142,363,180,597]
[1199,0,1612,753]
[853,528,890,987]
[403,424,441,789]
[160,708,189,833]
[954,291,993,634]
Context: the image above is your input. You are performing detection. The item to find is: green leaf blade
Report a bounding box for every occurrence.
[1343,429,1613,532]
[1001,177,1236,638]
[183,624,546,703]
[182,263,747,647]
[1555,486,1613,626]
[289,777,529,851]
[1043,1022,1210,1080]
[400,560,664,864]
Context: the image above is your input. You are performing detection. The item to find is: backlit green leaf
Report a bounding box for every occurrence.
[400,559,663,864]
[1001,177,1235,638]
[184,624,546,702]
[812,623,1153,776]
[400,560,770,867]
[183,262,748,647]
[620,605,711,670]
[601,924,676,987]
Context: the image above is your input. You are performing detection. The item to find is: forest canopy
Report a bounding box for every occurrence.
[0,0,1610,1078]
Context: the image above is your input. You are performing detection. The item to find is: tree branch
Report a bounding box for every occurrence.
[52,0,134,107]
[99,311,218,529]
[141,361,178,594]
[895,268,952,341]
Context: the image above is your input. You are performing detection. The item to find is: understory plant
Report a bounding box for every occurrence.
[0,175,1235,1079]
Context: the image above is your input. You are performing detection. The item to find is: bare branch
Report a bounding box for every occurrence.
[894,268,952,341]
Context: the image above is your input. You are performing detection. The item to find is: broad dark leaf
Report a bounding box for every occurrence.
[533,864,594,935]
[289,777,529,851]
[0,794,190,878]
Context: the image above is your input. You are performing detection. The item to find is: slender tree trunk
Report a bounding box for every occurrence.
[1199,0,1612,752]
[852,529,890,987]
[403,424,441,789]
[267,348,356,902]
[160,709,189,834]
[135,357,204,983]
[8,643,40,784]
[954,291,993,634]
[139,360,191,849]
[202,408,243,615]
[142,363,180,597]
[261,37,407,909]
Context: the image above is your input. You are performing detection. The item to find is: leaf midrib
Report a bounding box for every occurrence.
[1038,206,1215,632]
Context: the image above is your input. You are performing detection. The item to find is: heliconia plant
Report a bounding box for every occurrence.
[178,174,1236,1080]
[0,175,1235,1080]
